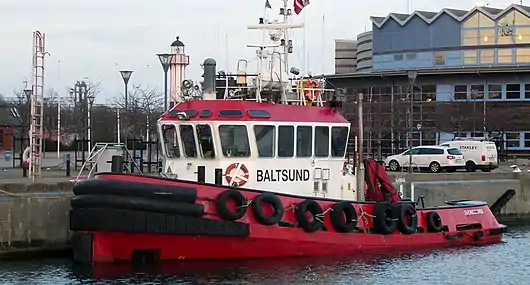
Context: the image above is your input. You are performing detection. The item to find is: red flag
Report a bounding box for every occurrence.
[294,0,309,15]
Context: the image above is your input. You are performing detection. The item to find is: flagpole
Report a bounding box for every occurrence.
[321,13,325,74]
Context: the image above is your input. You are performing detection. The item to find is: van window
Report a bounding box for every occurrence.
[254,125,275,157]
[314,126,329,157]
[447,148,462,155]
[219,125,251,157]
[418,148,444,155]
[196,124,215,158]
[331,126,349,157]
[180,125,197,157]
[296,126,312,157]
[278,126,294,157]
[162,124,180,158]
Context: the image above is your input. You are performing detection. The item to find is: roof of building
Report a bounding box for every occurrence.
[321,66,530,80]
[371,4,530,28]
[171,36,185,47]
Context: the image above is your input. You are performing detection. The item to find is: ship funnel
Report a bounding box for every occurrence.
[202,58,217,100]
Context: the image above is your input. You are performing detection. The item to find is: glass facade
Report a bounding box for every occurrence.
[461,10,530,66]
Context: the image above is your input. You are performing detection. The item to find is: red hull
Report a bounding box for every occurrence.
[87,229,501,263]
[71,173,507,264]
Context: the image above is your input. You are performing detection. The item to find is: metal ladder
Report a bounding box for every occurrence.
[29,31,46,181]
[74,142,142,182]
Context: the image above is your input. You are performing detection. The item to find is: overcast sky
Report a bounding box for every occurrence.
[0,0,519,102]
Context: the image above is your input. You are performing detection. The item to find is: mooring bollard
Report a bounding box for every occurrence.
[111,155,124,173]
[65,153,71,177]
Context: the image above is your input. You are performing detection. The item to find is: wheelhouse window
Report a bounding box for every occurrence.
[331,126,349,157]
[219,125,251,157]
[314,126,329,157]
[161,124,180,158]
[180,125,197,157]
[278,126,294,157]
[254,125,275,157]
[196,124,215,158]
[296,126,312,157]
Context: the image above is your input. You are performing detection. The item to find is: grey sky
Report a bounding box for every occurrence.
[0,0,516,102]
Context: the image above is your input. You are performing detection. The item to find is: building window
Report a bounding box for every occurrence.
[463,13,479,28]
[480,28,495,45]
[462,30,479,46]
[506,84,521,99]
[454,85,468,100]
[525,84,530,99]
[219,125,251,157]
[254,125,275,157]
[463,50,477,64]
[421,85,436,102]
[516,48,530,63]
[480,49,494,64]
[470,85,484,99]
[516,27,530,44]
[405,53,416,60]
[487,84,502,99]
[525,133,530,148]
[515,11,530,25]
[394,54,403,61]
[277,126,294,157]
[434,52,445,65]
[506,132,520,148]
[498,48,513,64]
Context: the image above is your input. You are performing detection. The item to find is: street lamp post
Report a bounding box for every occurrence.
[406,70,418,174]
[119,70,133,110]
[157,53,174,111]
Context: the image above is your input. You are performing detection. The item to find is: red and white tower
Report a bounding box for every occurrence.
[29,31,46,181]
[169,37,189,107]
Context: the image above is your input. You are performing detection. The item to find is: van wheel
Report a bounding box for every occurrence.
[429,162,441,173]
[388,160,400,172]
[465,161,477,172]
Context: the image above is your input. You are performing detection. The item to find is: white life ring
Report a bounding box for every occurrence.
[22,147,30,169]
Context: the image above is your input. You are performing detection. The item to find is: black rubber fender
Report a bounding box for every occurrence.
[70,194,204,217]
[473,230,484,241]
[373,202,398,235]
[295,199,324,233]
[396,203,418,234]
[215,189,247,221]
[73,179,197,203]
[251,193,284,226]
[426,211,443,233]
[329,201,358,233]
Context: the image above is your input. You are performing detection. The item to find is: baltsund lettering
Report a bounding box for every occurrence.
[256,169,310,182]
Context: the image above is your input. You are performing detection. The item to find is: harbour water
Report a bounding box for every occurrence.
[0,226,528,285]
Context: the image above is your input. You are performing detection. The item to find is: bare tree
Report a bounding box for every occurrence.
[113,85,164,139]
[61,80,103,140]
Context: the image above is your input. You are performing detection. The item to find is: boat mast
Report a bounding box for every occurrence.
[282,0,290,73]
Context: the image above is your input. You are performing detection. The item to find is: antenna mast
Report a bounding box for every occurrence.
[282,0,290,73]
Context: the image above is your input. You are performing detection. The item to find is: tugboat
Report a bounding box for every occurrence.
[69,1,507,265]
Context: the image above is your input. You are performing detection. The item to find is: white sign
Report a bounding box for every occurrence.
[464,208,484,216]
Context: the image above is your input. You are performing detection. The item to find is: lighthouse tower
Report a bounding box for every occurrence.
[169,36,189,107]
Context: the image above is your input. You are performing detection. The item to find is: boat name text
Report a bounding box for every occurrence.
[463,208,484,216]
[256,169,310,182]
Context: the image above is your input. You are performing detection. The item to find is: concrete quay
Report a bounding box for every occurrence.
[0,171,529,259]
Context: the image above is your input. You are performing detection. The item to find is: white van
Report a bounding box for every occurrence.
[384,146,465,173]
[439,140,498,172]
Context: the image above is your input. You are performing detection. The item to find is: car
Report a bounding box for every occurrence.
[439,140,498,172]
[384,146,465,173]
